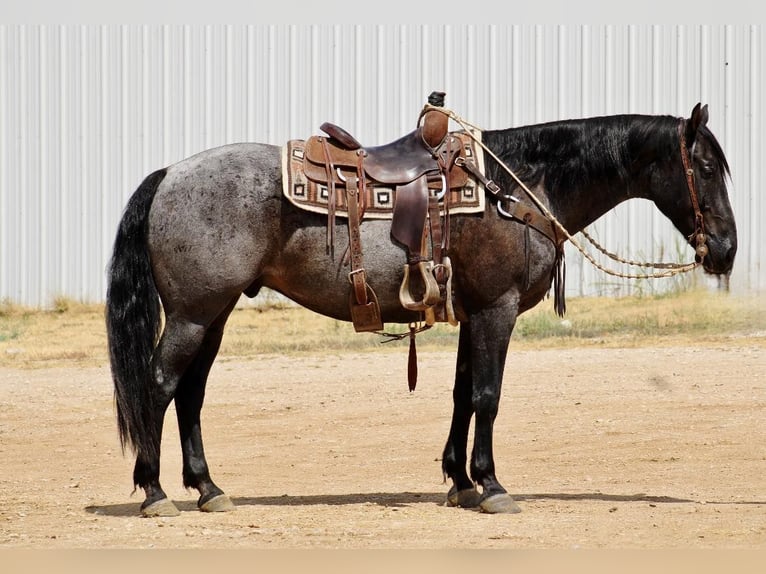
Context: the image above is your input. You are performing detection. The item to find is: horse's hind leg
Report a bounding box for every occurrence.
[174,298,238,513]
[133,314,212,517]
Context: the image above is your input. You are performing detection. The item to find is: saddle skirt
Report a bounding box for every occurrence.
[281,130,487,220]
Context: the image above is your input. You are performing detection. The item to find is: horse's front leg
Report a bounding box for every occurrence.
[442,324,482,508]
[468,298,521,514]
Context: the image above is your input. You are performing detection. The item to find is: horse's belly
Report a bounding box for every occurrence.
[264,221,422,324]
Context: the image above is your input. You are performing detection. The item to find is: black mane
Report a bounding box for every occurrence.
[481,114,730,200]
[698,123,731,176]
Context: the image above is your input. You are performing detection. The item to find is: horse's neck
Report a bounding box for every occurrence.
[486,120,661,235]
[501,160,638,236]
[549,178,637,235]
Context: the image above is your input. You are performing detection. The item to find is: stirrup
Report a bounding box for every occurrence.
[399,261,441,312]
[423,256,458,326]
[439,256,458,326]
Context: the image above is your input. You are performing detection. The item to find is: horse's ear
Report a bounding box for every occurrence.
[685,103,709,145]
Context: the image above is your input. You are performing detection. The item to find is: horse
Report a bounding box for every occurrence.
[106,103,737,517]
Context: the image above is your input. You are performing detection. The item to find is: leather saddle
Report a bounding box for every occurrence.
[303,92,463,332]
[304,123,469,188]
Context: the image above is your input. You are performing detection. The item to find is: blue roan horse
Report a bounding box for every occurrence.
[106,103,737,516]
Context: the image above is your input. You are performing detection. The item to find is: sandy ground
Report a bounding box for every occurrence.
[1,342,764,550]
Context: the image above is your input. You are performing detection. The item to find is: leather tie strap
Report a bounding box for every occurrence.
[437,136,455,254]
[320,137,337,257]
[345,173,368,306]
[357,152,368,220]
[428,193,444,281]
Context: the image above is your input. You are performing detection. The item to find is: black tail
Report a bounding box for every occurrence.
[105,168,167,461]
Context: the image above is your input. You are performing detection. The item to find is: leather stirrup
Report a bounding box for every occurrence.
[399,260,442,312]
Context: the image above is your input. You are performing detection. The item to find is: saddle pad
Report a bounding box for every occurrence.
[281,131,486,220]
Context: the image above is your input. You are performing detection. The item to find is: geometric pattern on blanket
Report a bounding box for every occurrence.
[281,130,486,220]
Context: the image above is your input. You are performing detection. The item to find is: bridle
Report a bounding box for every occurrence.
[678,119,709,262]
[421,105,708,280]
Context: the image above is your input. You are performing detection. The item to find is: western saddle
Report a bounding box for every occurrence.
[304,92,494,333]
[300,92,567,390]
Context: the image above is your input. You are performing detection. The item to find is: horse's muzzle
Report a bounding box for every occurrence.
[699,235,737,276]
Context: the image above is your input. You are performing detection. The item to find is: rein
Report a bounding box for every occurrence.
[367,109,708,375]
[426,105,706,280]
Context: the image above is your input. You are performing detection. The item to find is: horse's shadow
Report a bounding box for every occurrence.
[85,491,764,518]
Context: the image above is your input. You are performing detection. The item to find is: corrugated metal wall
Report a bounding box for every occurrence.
[1,25,763,307]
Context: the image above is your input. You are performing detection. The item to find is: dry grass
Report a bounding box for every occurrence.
[0,299,108,369]
[0,289,764,370]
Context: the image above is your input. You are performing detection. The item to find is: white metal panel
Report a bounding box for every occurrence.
[0,24,763,307]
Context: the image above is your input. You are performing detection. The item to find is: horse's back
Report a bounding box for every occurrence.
[161,142,282,197]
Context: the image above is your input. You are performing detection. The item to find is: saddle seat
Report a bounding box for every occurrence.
[318,122,451,185]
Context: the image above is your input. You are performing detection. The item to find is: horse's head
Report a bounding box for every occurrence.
[653,103,737,276]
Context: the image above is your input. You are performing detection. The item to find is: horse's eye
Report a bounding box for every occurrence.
[700,163,716,179]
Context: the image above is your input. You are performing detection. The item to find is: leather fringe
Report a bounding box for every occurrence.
[407,325,418,391]
[523,220,531,290]
[552,247,567,317]
[320,138,337,259]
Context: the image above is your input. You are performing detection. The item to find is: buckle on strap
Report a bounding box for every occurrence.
[348,268,367,282]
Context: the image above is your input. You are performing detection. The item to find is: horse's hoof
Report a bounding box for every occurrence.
[199,494,236,513]
[141,498,181,517]
[445,485,482,508]
[479,493,522,514]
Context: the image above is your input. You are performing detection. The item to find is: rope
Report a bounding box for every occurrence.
[376,322,432,343]
[423,104,701,280]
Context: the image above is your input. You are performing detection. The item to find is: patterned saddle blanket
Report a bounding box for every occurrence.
[281,130,487,219]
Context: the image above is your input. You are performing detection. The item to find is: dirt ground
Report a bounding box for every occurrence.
[1,341,764,550]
